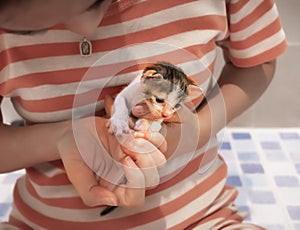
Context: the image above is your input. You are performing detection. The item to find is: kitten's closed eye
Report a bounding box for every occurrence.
[155,97,165,103]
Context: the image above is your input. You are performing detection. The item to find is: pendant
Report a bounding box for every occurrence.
[79,37,92,57]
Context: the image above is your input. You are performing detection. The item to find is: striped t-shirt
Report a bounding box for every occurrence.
[0,0,287,229]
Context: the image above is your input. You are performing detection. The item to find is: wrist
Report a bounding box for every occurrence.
[55,119,77,160]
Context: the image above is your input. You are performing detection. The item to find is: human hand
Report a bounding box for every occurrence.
[56,117,142,208]
[104,95,167,185]
[57,114,166,208]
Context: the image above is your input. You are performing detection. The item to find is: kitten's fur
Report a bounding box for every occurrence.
[108,62,200,135]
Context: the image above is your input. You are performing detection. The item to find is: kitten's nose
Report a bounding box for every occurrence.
[162,105,173,118]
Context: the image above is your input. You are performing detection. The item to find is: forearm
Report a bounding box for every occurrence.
[0,120,71,173]
[196,59,276,148]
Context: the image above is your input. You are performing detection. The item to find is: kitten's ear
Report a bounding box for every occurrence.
[141,70,163,80]
[185,84,205,109]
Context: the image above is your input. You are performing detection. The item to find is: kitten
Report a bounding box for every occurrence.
[108,62,200,135]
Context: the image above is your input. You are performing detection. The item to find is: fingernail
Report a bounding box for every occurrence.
[134,131,144,138]
[125,156,132,163]
[102,197,118,206]
[125,156,135,167]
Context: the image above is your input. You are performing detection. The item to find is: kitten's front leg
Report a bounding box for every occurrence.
[108,95,130,136]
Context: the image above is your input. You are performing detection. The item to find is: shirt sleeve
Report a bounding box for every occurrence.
[218,0,288,67]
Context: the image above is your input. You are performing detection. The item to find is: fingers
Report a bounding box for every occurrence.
[134,130,167,155]
[121,138,166,188]
[61,116,151,209]
[59,118,120,207]
[114,156,145,207]
[62,153,118,207]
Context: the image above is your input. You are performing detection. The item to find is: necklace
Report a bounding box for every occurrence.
[79,37,92,57]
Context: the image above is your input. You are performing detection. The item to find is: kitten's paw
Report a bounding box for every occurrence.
[108,118,130,136]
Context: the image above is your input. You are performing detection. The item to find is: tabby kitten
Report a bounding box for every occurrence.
[108,62,200,135]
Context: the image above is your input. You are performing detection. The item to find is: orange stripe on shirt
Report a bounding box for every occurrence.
[230,1,274,33]
[14,86,124,113]
[230,19,283,49]
[229,39,287,67]
[0,68,89,94]
[228,0,250,14]
[105,0,196,24]
[171,185,239,230]
[25,176,93,210]
[26,167,70,186]
[5,216,34,230]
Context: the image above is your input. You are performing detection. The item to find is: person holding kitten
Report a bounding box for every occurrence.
[0,0,287,229]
